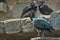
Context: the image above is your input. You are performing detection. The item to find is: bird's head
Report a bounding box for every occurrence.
[31,0,38,7]
[21,10,35,21]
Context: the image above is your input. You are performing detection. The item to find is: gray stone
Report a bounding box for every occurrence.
[3,19,21,34]
[50,11,60,30]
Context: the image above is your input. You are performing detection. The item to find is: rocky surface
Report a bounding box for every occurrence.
[50,10,60,30]
[0,19,21,34]
[22,18,35,33]
[0,17,34,34]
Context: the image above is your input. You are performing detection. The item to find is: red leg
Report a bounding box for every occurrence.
[40,30,45,37]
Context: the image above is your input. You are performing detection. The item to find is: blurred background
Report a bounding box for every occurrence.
[0,0,60,40]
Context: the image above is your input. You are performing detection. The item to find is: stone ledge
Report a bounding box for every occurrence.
[0,18,34,34]
[31,37,60,40]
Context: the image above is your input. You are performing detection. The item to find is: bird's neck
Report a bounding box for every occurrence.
[30,17,33,21]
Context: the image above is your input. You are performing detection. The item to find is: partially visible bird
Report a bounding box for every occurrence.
[21,10,54,37]
[21,1,37,18]
[38,1,53,15]
[0,0,6,3]
[32,17,54,37]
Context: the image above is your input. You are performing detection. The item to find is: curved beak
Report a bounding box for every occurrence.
[21,11,30,18]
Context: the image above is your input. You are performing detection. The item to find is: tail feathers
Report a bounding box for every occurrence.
[51,29,55,32]
[49,26,55,32]
[49,27,55,32]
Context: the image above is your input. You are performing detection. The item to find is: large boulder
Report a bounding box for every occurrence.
[0,19,22,34]
[50,11,60,30]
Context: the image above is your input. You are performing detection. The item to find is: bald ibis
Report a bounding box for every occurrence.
[21,10,54,37]
[38,1,53,15]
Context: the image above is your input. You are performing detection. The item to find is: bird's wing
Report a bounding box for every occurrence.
[33,17,53,30]
[42,19,54,30]
[32,19,45,30]
[39,4,53,15]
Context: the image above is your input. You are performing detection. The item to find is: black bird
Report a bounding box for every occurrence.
[21,1,54,18]
[21,1,37,18]
[38,1,53,15]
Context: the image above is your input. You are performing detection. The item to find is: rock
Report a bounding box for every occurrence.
[0,2,7,13]
[3,19,21,34]
[0,18,35,34]
[50,11,60,30]
[21,17,34,32]
[0,21,5,33]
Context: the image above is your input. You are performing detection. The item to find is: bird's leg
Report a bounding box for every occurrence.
[40,30,45,37]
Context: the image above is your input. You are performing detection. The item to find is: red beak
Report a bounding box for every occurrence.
[22,11,30,17]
